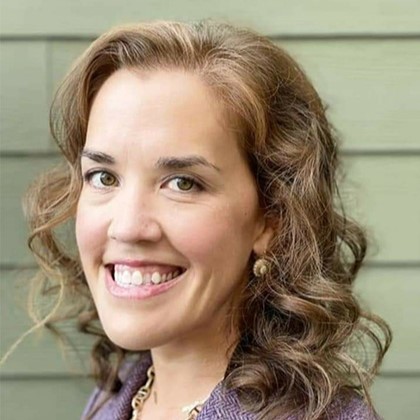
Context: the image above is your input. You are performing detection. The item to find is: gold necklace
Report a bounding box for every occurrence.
[130,366,206,420]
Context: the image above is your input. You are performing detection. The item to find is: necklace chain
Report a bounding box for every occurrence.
[130,366,205,420]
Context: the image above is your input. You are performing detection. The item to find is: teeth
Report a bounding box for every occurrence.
[151,272,161,284]
[132,271,143,285]
[113,266,183,287]
[122,271,131,284]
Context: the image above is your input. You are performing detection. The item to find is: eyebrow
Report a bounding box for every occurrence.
[81,149,115,164]
[81,149,220,172]
[155,156,220,172]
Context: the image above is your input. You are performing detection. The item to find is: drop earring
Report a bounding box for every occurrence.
[253,257,269,278]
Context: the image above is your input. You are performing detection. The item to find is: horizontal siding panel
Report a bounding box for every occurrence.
[1,267,419,375]
[0,269,94,376]
[0,41,50,152]
[1,0,420,36]
[371,376,420,420]
[49,40,90,97]
[0,157,60,265]
[1,377,92,420]
[343,155,420,263]
[1,155,419,266]
[282,39,420,152]
[341,156,420,264]
[354,266,420,372]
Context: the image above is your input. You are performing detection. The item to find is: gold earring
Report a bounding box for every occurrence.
[253,257,269,277]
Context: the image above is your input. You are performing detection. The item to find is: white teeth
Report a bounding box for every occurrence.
[122,271,131,284]
[113,266,183,287]
[132,271,143,285]
[114,270,131,288]
[151,272,161,284]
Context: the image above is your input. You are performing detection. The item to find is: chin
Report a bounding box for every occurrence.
[99,317,179,351]
[109,336,151,352]
[103,327,155,351]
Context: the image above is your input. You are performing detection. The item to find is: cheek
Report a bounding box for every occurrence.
[167,199,258,267]
[75,201,108,263]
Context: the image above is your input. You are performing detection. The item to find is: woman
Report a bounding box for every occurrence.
[19,20,391,419]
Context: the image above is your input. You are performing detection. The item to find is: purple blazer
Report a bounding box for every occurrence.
[81,354,380,420]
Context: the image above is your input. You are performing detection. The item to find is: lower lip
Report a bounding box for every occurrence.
[105,268,184,300]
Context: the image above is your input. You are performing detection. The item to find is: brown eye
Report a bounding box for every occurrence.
[99,172,117,187]
[166,176,202,192]
[176,178,194,191]
[85,171,118,188]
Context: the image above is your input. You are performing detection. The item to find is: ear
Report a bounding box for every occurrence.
[252,215,275,256]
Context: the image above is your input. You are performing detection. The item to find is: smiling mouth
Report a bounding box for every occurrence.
[107,264,186,288]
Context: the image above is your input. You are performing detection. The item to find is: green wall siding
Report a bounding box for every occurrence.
[2,0,420,36]
[1,1,419,418]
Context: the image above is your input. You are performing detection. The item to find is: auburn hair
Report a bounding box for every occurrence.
[6,20,390,420]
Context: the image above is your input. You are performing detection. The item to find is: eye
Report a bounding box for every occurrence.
[165,176,203,192]
[84,170,118,189]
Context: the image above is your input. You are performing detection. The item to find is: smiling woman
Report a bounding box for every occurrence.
[76,68,267,356]
[6,20,391,420]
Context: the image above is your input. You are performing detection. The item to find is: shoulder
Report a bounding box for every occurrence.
[199,387,381,420]
[325,392,382,420]
[80,354,151,420]
[80,386,105,420]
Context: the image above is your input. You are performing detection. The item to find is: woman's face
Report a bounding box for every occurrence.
[76,68,272,351]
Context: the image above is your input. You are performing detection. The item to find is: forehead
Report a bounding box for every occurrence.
[85,68,243,163]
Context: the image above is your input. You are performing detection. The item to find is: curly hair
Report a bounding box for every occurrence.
[4,20,391,420]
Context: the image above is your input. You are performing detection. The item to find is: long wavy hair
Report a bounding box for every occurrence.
[5,20,391,420]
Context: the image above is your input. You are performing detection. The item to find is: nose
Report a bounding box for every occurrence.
[107,187,163,244]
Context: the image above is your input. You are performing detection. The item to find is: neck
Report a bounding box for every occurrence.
[147,324,236,413]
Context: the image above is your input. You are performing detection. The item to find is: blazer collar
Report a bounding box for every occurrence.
[105,353,256,420]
